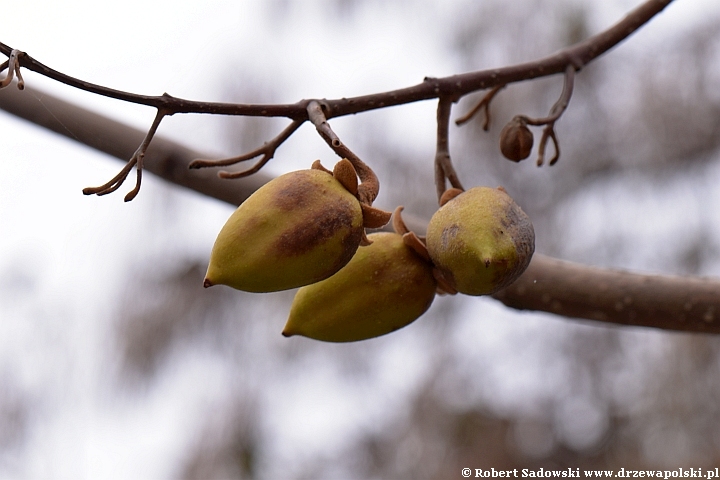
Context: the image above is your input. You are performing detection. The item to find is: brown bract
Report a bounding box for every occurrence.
[313,159,392,244]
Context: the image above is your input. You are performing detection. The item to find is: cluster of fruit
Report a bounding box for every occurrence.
[204,160,535,343]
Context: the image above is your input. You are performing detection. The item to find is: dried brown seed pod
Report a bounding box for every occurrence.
[499,117,534,162]
[426,186,535,295]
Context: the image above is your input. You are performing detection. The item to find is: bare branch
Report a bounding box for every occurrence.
[509,65,575,166]
[0,0,674,120]
[322,0,675,119]
[0,0,673,203]
[492,255,720,335]
[455,84,505,129]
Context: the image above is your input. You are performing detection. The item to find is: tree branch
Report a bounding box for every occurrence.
[0,0,674,121]
[455,84,505,130]
[0,0,675,202]
[492,256,720,334]
[2,84,717,335]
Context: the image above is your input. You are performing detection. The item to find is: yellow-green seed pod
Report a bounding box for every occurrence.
[283,232,436,342]
[204,168,363,292]
[426,186,534,296]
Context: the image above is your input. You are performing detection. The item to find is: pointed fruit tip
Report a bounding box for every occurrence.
[203,278,213,288]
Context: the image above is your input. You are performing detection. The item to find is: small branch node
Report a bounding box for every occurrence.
[510,66,574,167]
[536,125,560,167]
[306,100,380,205]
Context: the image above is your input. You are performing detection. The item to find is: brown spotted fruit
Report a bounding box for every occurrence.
[283,232,436,342]
[426,186,534,296]
[204,166,364,292]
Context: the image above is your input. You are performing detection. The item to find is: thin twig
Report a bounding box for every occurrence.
[306,100,380,205]
[0,0,673,202]
[537,125,560,166]
[83,109,168,201]
[14,60,24,90]
[513,65,575,166]
[83,160,136,197]
[0,0,674,120]
[523,65,575,126]
[435,97,463,204]
[455,84,505,129]
[189,119,303,179]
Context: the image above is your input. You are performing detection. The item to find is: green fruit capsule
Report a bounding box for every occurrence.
[283,232,436,342]
[204,168,363,292]
[426,186,534,296]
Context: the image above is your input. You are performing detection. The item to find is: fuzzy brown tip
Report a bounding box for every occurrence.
[439,188,464,206]
[332,159,359,196]
[361,204,392,229]
[311,160,332,174]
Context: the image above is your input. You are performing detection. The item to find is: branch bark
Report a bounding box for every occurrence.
[2,85,718,335]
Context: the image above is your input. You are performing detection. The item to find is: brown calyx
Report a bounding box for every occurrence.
[315,159,393,243]
[392,206,433,264]
[439,187,464,206]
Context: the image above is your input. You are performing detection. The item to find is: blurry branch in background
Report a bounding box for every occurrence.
[2,85,718,335]
[0,0,673,200]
